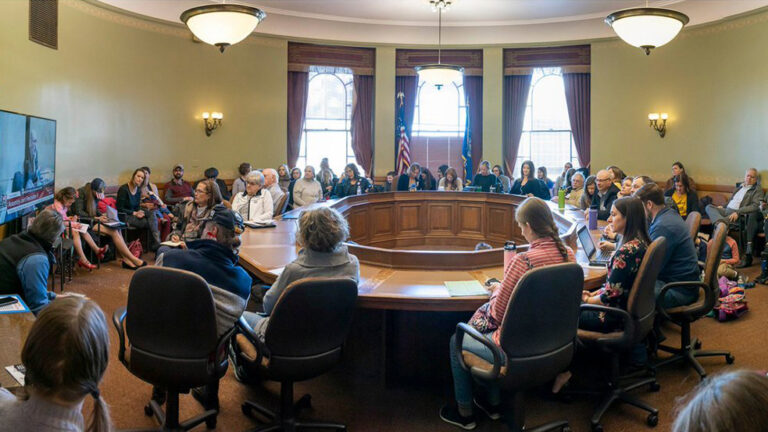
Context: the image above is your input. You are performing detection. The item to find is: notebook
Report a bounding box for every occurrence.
[103,206,126,228]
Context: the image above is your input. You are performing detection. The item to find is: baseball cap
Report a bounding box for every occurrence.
[173,164,184,170]
[91,178,105,193]
[200,204,244,234]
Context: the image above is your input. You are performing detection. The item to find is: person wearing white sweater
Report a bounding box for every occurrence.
[231,170,273,224]
[292,165,323,207]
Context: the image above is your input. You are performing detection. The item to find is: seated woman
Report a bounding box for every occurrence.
[537,166,555,194]
[48,187,105,271]
[438,167,464,191]
[441,197,575,428]
[492,164,512,193]
[581,197,650,332]
[277,164,292,192]
[664,173,699,219]
[231,171,273,224]
[73,179,146,269]
[673,370,768,432]
[292,166,323,207]
[0,297,112,432]
[232,162,252,198]
[472,160,500,192]
[242,206,359,338]
[579,175,597,210]
[334,164,372,197]
[511,160,551,199]
[397,163,423,191]
[117,168,161,252]
[167,179,221,245]
[316,158,338,199]
[421,167,437,191]
[139,166,172,241]
[617,176,634,198]
[564,172,585,207]
[607,165,627,190]
[665,161,696,193]
[286,167,303,208]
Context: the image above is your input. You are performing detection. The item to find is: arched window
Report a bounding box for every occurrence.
[413,80,466,136]
[514,67,579,177]
[297,67,358,175]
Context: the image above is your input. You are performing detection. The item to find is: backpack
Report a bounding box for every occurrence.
[713,276,748,322]
[127,239,143,259]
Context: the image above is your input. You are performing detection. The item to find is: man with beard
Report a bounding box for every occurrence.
[163,164,194,205]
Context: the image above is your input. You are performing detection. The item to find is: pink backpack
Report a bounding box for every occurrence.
[713,277,748,322]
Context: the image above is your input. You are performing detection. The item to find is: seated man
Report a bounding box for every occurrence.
[705,168,764,267]
[636,184,701,308]
[196,167,231,202]
[156,204,252,410]
[262,168,285,214]
[164,164,194,206]
[589,169,620,221]
[0,210,64,314]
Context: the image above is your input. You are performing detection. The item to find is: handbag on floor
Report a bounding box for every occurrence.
[128,239,143,258]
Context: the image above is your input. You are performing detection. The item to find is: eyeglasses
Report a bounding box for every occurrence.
[195,189,209,195]
[596,178,611,182]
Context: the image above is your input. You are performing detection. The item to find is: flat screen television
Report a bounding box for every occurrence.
[0,110,56,226]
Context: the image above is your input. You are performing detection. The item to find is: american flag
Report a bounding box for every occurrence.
[395,91,411,175]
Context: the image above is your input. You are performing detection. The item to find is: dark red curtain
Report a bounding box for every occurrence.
[463,76,483,174]
[502,74,532,177]
[286,71,309,168]
[394,76,418,163]
[563,72,591,168]
[351,75,375,177]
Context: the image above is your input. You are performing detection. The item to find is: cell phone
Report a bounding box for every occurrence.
[0,296,19,307]
[485,278,501,287]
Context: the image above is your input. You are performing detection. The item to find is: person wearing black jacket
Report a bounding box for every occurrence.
[471,160,500,192]
[117,168,161,251]
[397,163,424,191]
[664,174,699,219]
[333,163,372,198]
[195,167,231,202]
[590,169,620,220]
[510,160,550,199]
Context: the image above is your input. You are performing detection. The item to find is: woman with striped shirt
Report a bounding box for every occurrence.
[441,197,575,430]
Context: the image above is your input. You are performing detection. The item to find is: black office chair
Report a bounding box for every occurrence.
[684,211,701,242]
[576,237,667,432]
[113,267,231,430]
[234,277,359,432]
[656,221,735,379]
[454,263,584,432]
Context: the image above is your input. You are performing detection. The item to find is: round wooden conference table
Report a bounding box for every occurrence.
[238,191,607,311]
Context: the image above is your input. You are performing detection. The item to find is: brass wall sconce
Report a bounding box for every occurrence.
[648,112,668,137]
[202,112,223,136]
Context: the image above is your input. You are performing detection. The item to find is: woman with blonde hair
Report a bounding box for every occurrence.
[277,164,292,192]
[441,197,575,428]
[0,297,112,431]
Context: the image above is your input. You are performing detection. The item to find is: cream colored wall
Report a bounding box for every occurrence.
[0,0,287,187]
[591,10,768,185]
[373,47,395,178]
[482,48,504,168]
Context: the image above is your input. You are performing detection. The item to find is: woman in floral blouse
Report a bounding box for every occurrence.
[581,196,651,331]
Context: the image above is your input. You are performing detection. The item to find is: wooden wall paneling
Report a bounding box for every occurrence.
[486,203,515,242]
[396,202,425,237]
[370,203,396,240]
[458,204,485,237]
[426,201,454,236]
[347,206,370,243]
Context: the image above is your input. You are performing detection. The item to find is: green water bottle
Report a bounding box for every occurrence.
[558,188,565,210]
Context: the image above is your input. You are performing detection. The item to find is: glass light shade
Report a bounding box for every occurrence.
[212,112,223,120]
[648,113,659,121]
[181,5,266,52]
[415,64,464,89]
[606,8,689,54]
[202,112,210,119]
[660,113,668,120]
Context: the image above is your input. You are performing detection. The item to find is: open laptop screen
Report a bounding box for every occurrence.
[577,225,596,259]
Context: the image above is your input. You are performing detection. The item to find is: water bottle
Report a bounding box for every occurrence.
[356,182,362,195]
[504,241,517,271]
[588,206,598,230]
[558,188,566,210]
[490,185,496,193]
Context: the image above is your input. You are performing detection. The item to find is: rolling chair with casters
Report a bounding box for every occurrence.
[454,263,584,432]
[113,267,231,431]
[274,193,289,217]
[655,221,735,379]
[233,277,358,432]
[576,237,667,432]
[684,211,701,243]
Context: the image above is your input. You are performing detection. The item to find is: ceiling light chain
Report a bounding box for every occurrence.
[416,0,463,90]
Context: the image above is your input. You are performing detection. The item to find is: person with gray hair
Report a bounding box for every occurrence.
[241,206,359,340]
[0,209,64,313]
[262,168,285,214]
[230,170,273,224]
[564,171,585,207]
[705,168,764,267]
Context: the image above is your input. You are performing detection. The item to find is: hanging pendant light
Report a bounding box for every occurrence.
[605,7,689,55]
[415,0,463,90]
[181,3,266,53]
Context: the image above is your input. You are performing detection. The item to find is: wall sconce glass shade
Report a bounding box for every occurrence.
[606,8,689,55]
[648,112,668,138]
[181,5,266,53]
[202,112,223,137]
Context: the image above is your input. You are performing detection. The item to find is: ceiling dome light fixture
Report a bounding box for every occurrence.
[180,3,266,53]
[605,7,689,55]
[415,0,463,90]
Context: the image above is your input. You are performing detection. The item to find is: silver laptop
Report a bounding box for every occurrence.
[577,224,612,266]
[103,206,125,228]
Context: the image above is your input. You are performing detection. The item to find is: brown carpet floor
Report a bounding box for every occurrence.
[60,257,766,432]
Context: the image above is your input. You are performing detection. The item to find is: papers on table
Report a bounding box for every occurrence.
[445,280,489,297]
[4,364,26,386]
[0,295,29,314]
[244,221,277,229]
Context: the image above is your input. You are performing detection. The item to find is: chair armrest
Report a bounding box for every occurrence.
[112,306,127,365]
[579,304,635,346]
[656,281,707,321]
[236,316,270,363]
[454,322,506,382]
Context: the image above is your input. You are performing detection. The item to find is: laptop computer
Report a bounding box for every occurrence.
[577,224,612,266]
[102,206,126,228]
